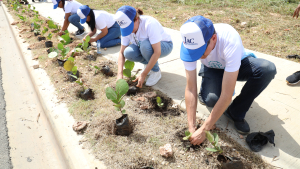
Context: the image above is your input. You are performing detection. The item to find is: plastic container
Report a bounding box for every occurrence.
[97,41,101,54]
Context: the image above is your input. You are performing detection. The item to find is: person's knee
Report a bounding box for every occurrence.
[140,40,153,58]
[205,93,219,107]
[260,61,277,80]
[123,47,137,61]
[68,16,73,22]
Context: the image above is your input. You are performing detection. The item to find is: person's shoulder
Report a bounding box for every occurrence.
[214,23,237,33]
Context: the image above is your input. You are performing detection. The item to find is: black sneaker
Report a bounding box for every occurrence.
[223,109,250,135]
[75,29,85,36]
[286,71,300,85]
[198,93,206,105]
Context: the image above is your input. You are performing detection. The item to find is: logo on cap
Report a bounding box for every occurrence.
[183,37,198,45]
[117,20,127,27]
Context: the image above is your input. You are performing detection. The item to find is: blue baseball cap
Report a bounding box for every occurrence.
[77,5,91,24]
[51,0,61,9]
[114,6,136,37]
[180,16,215,62]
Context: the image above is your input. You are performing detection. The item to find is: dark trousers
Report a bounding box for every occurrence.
[199,56,277,121]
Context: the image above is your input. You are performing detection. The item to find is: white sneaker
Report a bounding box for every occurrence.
[142,64,152,76]
[145,69,161,86]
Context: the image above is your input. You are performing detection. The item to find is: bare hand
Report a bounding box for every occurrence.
[133,73,146,88]
[89,38,97,43]
[58,31,64,36]
[293,4,300,18]
[189,125,207,145]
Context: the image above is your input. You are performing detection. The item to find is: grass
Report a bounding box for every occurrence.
[4,1,277,169]
[81,0,300,62]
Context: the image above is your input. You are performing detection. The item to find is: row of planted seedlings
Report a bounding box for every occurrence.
[4,1,269,168]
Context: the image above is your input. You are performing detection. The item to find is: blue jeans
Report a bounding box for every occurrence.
[68,14,84,30]
[123,39,173,72]
[199,56,277,121]
[97,22,121,48]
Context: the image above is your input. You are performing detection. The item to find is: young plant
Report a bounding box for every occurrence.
[17,14,26,22]
[156,96,164,107]
[89,65,100,74]
[183,131,192,140]
[47,33,53,41]
[33,22,41,34]
[105,79,129,115]
[57,43,70,60]
[205,131,223,154]
[47,19,60,33]
[41,27,48,36]
[70,75,85,90]
[77,36,91,53]
[123,60,135,80]
[64,57,77,76]
[60,30,71,45]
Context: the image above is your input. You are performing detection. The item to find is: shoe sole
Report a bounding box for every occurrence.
[145,73,161,87]
[198,99,206,105]
[75,31,85,36]
[223,111,250,135]
[286,80,300,85]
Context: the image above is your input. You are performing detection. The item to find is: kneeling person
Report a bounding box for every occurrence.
[181,16,276,145]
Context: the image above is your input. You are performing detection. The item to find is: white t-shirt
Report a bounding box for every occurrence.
[121,15,172,46]
[64,0,82,14]
[93,10,115,30]
[183,23,245,72]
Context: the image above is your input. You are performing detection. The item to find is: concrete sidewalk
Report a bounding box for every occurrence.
[30,1,300,168]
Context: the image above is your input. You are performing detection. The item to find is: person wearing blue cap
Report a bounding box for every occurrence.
[114,6,173,87]
[77,5,121,47]
[180,16,276,145]
[51,0,85,36]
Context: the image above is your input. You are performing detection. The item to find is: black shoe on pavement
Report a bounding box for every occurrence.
[75,29,85,36]
[223,109,250,135]
[286,71,300,85]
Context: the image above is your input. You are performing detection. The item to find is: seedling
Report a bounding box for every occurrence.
[57,42,70,60]
[156,96,164,107]
[205,131,223,154]
[123,60,136,80]
[47,19,60,33]
[183,131,192,140]
[106,79,129,115]
[47,33,53,41]
[89,65,100,74]
[17,14,26,22]
[60,30,71,45]
[41,27,48,36]
[77,36,91,53]
[64,57,77,76]
[70,75,85,90]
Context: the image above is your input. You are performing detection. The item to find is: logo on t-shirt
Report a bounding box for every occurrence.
[117,20,127,27]
[183,37,198,45]
[208,61,224,69]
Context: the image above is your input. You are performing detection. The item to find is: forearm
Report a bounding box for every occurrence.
[118,52,125,75]
[94,31,107,41]
[87,31,96,38]
[185,85,197,131]
[203,94,232,130]
[61,19,70,32]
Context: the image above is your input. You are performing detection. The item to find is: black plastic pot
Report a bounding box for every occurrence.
[127,86,140,95]
[86,54,96,61]
[100,65,113,76]
[45,41,53,48]
[46,48,51,54]
[79,88,95,100]
[34,32,40,36]
[115,114,132,136]
[57,59,66,67]
[38,36,46,41]
[67,71,79,82]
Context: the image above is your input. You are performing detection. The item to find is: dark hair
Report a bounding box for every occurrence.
[86,8,96,31]
[61,0,65,11]
[206,29,216,48]
[134,8,143,21]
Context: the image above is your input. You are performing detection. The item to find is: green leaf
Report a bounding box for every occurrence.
[72,66,77,75]
[120,100,125,108]
[64,60,74,71]
[61,33,71,45]
[121,110,126,114]
[75,48,83,52]
[67,57,74,62]
[183,131,192,140]
[70,75,78,80]
[213,133,219,145]
[105,87,118,101]
[47,20,57,29]
[57,43,64,50]
[156,97,162,104]
[205,131,214,144]
[206,148,219,152]
[85,36,90,43]
[115,79,129,99]
[94,66,100,70]
[123,69,131,78]
[65,47,70,54]
[124,60,135,71]
[48,52,57,58]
